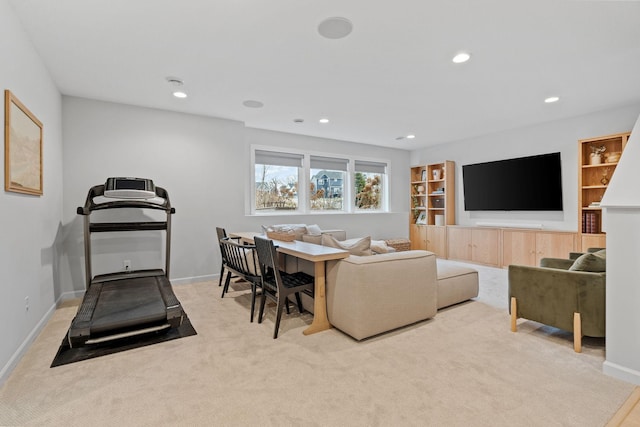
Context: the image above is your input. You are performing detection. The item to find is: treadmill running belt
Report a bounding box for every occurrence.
[90,276,168,333]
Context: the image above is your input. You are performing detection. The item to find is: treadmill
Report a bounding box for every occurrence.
[67,177,184,347]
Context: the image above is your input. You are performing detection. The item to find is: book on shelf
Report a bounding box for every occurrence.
[582,211,600,234]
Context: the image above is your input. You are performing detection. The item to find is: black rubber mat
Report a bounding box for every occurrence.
[51,314,197,367]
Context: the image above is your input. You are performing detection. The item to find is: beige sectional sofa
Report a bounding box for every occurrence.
[263,224,478,340]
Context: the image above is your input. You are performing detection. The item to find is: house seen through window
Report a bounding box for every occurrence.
[309,156,347,211]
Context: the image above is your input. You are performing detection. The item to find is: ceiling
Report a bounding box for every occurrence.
[9,0,640,150]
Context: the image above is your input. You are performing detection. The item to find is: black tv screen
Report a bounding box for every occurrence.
[462,152,563,211]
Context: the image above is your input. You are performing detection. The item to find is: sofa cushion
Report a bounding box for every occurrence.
[569,249,606,272]
[436,262,479,309]
[322,235,372,256]
[305,224,322,235]
[370,240,395,254]
[302,234,323,245]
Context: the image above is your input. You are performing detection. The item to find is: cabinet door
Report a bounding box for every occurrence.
[447,227,472,261]
[535,232,576,264]
[409,224,426,250]
[426,226,447,257]
[502,230,536,267]
[581,234,606,252]
[471,228,500,266]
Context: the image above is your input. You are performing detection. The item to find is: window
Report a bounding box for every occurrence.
[251,147,388,214]
[354,160,387,211]
[254,150,302,212]
[309,156,348,212]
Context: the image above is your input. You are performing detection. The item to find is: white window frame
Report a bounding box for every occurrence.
[249,145,389,215]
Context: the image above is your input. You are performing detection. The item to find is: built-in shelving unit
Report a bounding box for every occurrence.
[578,131,630,251]
[409,161,454,256]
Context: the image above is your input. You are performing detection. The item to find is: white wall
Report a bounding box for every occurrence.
[60,97,410,294]
[601,115,640,385]
[0,0,63,384]
[410,103,640,230]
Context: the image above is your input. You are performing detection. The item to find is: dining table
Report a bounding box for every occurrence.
[228,231,349,335]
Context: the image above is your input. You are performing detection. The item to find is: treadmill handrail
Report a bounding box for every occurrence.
[77,182,175,288]
[77,184,175,215]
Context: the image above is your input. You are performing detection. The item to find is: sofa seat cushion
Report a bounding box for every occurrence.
[436,263,479,309]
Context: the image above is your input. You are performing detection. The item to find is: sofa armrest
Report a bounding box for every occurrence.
[326,250,437,340]
[508,265,605,336]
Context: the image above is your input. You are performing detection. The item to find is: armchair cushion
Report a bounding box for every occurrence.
[569,249,606,272]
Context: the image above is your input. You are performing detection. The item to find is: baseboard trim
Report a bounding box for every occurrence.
[171,273,217,285]
[0,275,217,386]
[0,301,57,387]
[604,360,640,386]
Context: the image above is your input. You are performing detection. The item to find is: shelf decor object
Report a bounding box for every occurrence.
[4,90,43,196]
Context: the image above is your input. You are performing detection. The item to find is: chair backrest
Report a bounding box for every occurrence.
[219,237,260,279]
[254,236,281,292]
[216,227,227,243]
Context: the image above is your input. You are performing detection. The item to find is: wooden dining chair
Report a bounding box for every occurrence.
[215,227,241,291]
[253,236,315,338]
[219,237,263,322]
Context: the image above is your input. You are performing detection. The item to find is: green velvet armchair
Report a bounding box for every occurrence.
[508,252,606,353]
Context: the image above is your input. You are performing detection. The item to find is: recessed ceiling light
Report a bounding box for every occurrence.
[406,134,416,139]
[243,100,264,108]
[173,91,187,98]
[319,118,329,124]
[544,96,560,103]
[395,136,405,141]
[452,52,471,64]
[293,118,304,123]
[318,17,353,39]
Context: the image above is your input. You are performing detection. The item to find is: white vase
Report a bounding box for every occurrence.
[590,153,602,165]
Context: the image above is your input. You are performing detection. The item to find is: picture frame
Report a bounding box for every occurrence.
[5,90,43,196]
[421,170,426,182]
[416,211,427,225]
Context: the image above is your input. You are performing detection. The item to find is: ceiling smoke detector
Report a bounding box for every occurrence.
[242,100,264,108]
[166,76,184,86]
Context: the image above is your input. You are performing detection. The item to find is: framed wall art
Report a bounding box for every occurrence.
[5,90,43,195]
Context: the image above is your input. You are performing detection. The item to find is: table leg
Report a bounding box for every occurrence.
[303,261,332,335]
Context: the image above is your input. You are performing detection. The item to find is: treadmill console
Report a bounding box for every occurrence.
[104,177,156,199]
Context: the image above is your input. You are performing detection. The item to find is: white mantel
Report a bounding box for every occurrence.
[600,115,640,385]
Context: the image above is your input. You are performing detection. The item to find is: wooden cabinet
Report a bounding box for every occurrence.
[409,224,426,250]
[578,132,630,251]
[502,230,576,267]
[426,226,447,256]
[409,224,446,256]
[447,227,500,266]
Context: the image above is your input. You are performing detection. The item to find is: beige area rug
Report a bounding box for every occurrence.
[0,262,635,426]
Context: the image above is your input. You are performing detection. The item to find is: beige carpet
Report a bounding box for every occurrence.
[0,261,635,426]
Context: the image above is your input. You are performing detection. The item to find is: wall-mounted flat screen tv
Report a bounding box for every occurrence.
[462,152,563,211]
